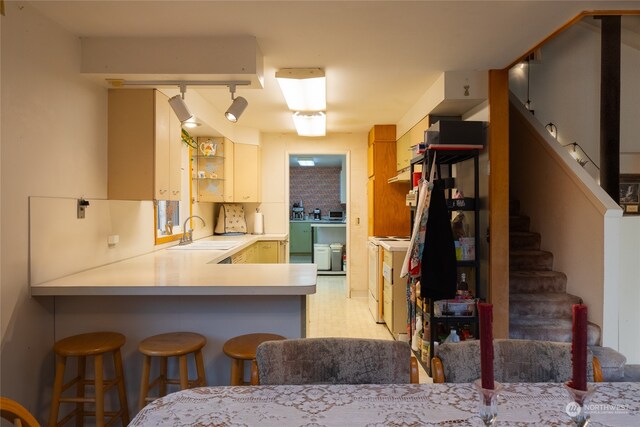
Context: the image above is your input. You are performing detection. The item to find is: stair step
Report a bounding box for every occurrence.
[510,292,582,318]
[509,317,601,346]
[510,250,554,271]
[510,271,567,293]
[510,231,541,250]
[510,215,530,232]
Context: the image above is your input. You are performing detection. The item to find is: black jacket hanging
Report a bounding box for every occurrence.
[420,179,457,300]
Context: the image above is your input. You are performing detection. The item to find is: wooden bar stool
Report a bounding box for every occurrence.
[48,331,129,427]
[137,332,207,410]
[222,333,286,385]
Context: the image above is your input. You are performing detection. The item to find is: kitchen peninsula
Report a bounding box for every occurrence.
[31,234,316,412]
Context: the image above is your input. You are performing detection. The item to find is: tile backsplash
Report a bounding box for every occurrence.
[290,166,344,217]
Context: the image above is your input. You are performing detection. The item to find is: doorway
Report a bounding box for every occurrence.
[287,154,348,276]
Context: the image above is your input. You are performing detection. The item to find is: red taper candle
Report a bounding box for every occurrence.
[571,304,588,391]
[478,303,494,390]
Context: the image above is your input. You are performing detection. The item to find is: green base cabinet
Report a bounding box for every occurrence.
[289,222,311,254]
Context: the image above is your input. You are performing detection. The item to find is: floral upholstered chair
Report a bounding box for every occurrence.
[251,338,419,385]
[431,339,602,383]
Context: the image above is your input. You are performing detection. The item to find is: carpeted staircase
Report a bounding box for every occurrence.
[509,200,601,345]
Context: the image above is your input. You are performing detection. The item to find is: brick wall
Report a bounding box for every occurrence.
[290,166,344,217]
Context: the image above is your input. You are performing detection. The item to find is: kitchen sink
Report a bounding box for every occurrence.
[167,240,241,251]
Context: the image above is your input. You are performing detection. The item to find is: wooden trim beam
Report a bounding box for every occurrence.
[599,15,621,202]
[488,69,510,339]
[506,10,640,70]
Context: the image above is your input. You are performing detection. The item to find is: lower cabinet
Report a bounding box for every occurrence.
[256,241,278,263]
[232,241,286,264]
[231,245,256,264]
[289,222,311,254]
[382,248,409,339]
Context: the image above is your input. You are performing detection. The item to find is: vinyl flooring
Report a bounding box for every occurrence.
[306,275,432,383]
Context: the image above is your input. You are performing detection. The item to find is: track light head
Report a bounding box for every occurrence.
[168,94,193,122]
[225,85,248,122]
[225,97,248,122]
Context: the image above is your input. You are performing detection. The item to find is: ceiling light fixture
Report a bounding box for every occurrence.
[276,68,326,111]
[183,117,202,128]
[168,84,193,122]
[225,84,248,123]
[292,111,326,137]
[107,79,251,123]
[297,158,315,167]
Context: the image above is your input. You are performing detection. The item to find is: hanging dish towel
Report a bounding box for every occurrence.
[214,204,247,235]
[401,153,437,278]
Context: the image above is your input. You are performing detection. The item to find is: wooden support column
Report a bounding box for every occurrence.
[598,15,621,201]
[488,69,510,339]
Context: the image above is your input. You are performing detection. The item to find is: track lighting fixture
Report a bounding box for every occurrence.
[225,84,248,123]
[107,79,250,123]
[168,84,193,122]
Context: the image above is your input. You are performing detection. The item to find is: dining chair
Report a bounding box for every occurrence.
[1,396,41,427]
[250,338,419,385]
[431,339,603,383]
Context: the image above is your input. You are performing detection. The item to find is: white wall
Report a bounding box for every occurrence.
[509,21,640,176]
[618,216,640,363]
[509,99,636,360]
[259,133,368,296]
[0,4,220,418]
[1,2,105,417]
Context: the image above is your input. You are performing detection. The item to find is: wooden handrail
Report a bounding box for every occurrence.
[505,10,640,70]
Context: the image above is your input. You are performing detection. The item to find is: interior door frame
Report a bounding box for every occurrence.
[285,151,351,297]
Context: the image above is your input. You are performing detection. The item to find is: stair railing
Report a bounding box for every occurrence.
[544,122,600,170]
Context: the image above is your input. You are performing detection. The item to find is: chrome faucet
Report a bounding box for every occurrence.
[179,215,206,245]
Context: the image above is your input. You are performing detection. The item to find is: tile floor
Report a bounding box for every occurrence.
[306,275,432,383]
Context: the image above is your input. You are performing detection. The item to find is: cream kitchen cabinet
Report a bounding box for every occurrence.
[382,246,408,340]
[231,244,257,264]
[216,140,261,203]
[223,138,235,202]
[193,139,261,203]
[108,89,182,201]
[233,143,261,202]
[396,115,430,172]
[255,241,287,263]
[256,241,278,263]
[232,241,286,264]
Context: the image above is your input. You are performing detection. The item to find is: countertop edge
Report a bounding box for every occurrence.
[31,284,317,297]
[30,234,319,297]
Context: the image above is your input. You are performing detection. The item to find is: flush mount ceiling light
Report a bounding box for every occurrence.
[297,158,315,166]
[225,84,248,123]
[292,111,326,137]
[276,68,326,111]
[107,79,250,123]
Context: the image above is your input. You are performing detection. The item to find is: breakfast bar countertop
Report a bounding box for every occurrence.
[31,234,317,297]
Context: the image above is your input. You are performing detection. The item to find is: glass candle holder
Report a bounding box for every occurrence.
[563,382,596,426]
[474,379,503,426]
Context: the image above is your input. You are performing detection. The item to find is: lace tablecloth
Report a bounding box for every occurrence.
[130,382,640,426]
